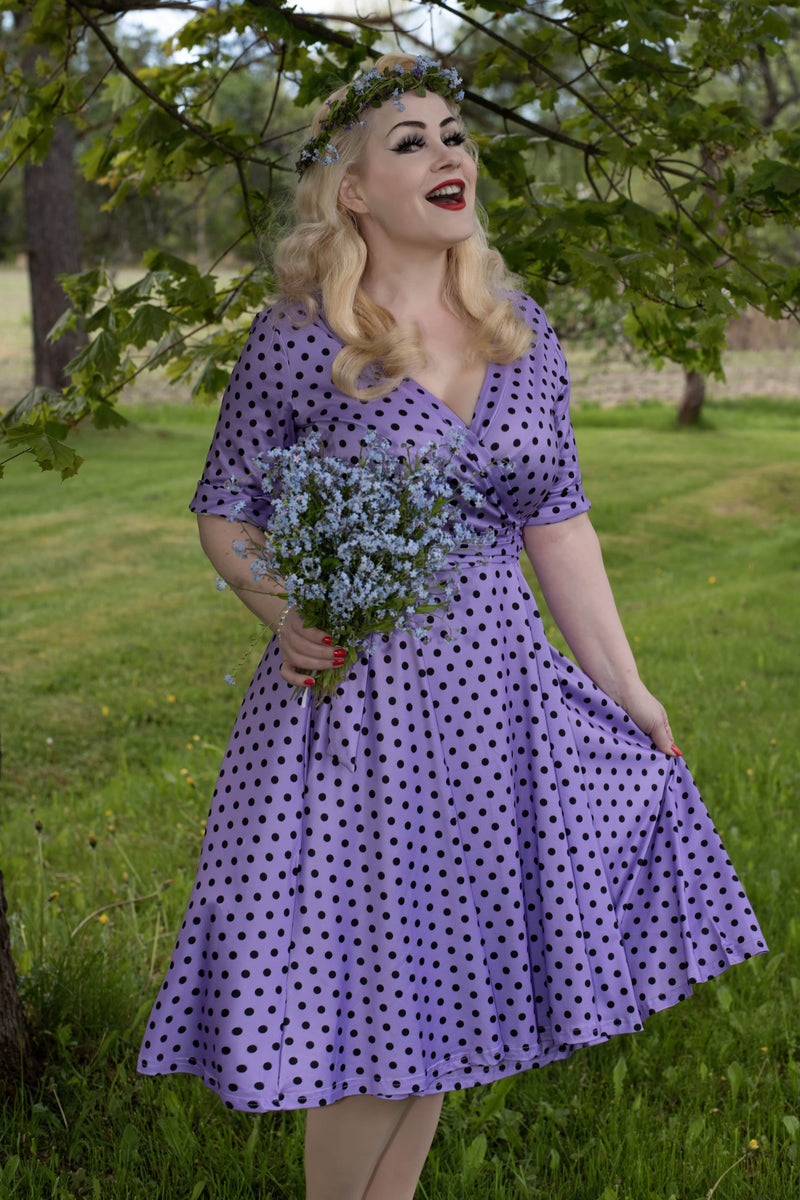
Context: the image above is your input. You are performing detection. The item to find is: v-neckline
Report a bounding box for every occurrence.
[407,366,491,433]
[314,310,496,433]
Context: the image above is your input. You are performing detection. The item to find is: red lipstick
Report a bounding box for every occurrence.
[425,178,466,210]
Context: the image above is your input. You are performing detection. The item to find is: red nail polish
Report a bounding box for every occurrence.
[322,636,332,645]
[671,744,682,757]
[304,677,315,686]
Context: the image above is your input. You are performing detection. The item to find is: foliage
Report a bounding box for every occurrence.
[1,1,800,477]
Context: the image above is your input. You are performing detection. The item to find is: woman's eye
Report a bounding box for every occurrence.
[444,131,467,147]
[392,134,425,153]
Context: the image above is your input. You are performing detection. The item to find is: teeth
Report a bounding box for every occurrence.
[427,184,462,200]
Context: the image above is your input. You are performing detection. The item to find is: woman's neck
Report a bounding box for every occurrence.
[359,248,449,323]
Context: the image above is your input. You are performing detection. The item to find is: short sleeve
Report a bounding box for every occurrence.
[524,329,591,526]
[189,308,296,529]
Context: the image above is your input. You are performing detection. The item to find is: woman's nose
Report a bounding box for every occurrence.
[434,142,463,171]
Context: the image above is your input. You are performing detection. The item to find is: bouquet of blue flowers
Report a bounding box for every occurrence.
[228,429,493,704]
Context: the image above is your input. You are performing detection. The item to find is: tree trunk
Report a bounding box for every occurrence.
[0,734,32,1096]
[678,368,706,426]
[23,119,84,389]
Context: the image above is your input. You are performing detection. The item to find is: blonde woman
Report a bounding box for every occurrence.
[139,54,765,1200]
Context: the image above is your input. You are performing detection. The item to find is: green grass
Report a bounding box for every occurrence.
[0,399,799,1199]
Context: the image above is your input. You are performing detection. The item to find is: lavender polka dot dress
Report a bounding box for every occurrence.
[138,292,766,1111]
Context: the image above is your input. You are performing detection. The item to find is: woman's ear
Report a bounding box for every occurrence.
[338,172,369,215]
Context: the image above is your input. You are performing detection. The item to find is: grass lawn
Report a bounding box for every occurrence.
[0,398,798,1199]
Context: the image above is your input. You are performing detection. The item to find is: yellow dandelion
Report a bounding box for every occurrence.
[48,891,59,902]
[186,743,193,750]
[167,694,176,703]
[186,776,195,787]
[107,824,116,834]
[746,768,753,777]
[101,705,110,717]
[98,913,109,926]
[88,832,98,848]
[760,1046,768,1053]
[105,809,112,817]
[180,768,189,777]
[193,734,201,742]
[708,576,717,584]
[748,1139,759,1150]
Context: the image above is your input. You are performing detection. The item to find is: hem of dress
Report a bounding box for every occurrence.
[137,946,766,1112]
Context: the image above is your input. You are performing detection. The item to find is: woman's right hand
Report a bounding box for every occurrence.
[277,606,347,689]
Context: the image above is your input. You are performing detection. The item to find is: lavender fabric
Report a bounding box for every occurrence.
[138,293,766,1111]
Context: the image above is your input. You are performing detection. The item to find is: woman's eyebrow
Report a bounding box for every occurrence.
[385,116,459,138]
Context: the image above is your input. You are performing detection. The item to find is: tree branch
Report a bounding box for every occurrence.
[66,0,289,171]
[425,0,636,145]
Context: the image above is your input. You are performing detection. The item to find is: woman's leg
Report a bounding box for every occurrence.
[361,1092,445,1200]
[304,1094,414,1200]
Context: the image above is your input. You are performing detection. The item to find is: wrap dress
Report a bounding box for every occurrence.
[138,292,766,1111]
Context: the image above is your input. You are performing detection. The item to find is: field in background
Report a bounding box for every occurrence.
[1,393,799,1198]
[2,265,799,414]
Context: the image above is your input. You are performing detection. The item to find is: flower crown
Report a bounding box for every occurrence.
[296,56,465,176]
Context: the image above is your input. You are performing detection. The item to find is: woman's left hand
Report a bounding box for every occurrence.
[617,682,681,757]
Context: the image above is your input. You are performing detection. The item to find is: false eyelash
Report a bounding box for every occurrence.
[393,133,426,152]
[392,130,468,153]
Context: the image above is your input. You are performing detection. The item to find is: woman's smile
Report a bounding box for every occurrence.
[425,178,467,209]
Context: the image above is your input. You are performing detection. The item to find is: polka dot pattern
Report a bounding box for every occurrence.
[138,293,766,1111]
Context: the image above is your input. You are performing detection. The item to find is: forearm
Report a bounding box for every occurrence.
[197,513,287,631]
[522,513,641,704]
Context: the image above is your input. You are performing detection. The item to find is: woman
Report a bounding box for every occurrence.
[139,53,766,1200]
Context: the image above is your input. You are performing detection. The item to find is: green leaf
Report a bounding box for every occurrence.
[725,1061,745,1105]
[784,1115,800,1141]
[91,402,128,431]
[66,330,121,380]
[2,420,83,479]
[142,249,200,279]
[0,385,63,428]
[121,304,174,350]
[191,358,231,403]
[749,159,800,198]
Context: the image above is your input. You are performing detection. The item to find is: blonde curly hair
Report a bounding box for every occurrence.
[274,52,532,400]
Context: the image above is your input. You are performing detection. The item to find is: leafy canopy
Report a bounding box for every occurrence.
[1,0,799,477]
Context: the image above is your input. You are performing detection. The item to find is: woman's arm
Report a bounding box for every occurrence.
[197,513,342,688]
[522,512,679,756]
